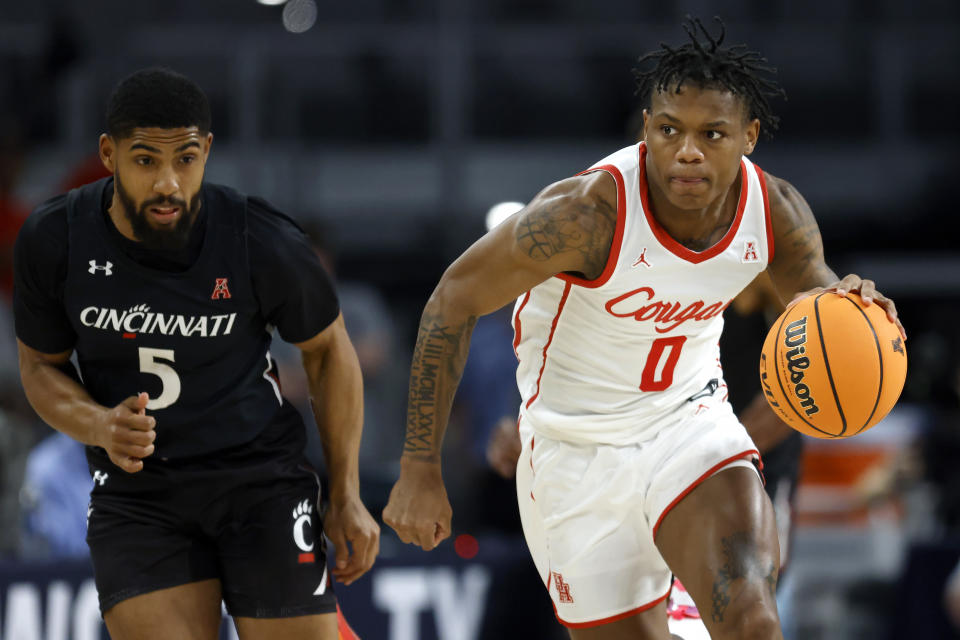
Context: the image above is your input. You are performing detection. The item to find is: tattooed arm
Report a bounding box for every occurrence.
[765,174,838,300]
[765,173,904,337]
[383,170,619,550]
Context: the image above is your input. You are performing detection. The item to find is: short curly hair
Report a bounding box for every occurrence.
[106,67,211,139]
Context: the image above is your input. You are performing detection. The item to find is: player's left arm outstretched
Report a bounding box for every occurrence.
[296,314,380,586]
[764,173,905,340]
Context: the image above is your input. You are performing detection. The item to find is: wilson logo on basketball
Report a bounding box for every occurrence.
[783,316,820,417]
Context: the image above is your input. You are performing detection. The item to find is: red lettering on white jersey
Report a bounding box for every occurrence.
[604,286,732,333]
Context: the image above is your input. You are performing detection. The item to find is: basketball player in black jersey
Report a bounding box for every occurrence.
[13,68,377,640]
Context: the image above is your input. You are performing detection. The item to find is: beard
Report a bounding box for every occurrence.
[114,171,202,251]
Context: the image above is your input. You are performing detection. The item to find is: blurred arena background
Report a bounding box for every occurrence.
[0,1,959,638]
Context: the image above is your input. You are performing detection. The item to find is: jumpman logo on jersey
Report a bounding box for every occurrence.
[631,247,652,268]
[88,260,113,276]
[742,240,759,263]
[93,470,109,486]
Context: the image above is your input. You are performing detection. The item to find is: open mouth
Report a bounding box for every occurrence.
[149,206,181,223]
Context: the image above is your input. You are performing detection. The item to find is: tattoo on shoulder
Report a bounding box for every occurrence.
[515,195,616,279]
[771,178,836,291]
[779,222,834,287]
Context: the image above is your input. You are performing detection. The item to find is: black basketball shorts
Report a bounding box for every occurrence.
[85,420,337,617]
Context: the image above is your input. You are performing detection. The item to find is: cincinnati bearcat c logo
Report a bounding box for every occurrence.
[783,316,820,416]
[292,499,316,564]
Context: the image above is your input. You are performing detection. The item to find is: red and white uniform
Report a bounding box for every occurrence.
[514,142,773,628]
[513,141,773,444]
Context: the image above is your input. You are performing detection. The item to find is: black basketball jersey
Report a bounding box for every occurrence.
[57,178,307,458]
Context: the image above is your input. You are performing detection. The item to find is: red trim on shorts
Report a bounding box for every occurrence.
[512,290,531,359]
[336,603,360,639]
[528,431,536,500]
[755,164,774,264]
[638,143,749,264]
[553,586,671,629]
[555,162,627,288]
[651,449,760,539]
[525,282,572,409]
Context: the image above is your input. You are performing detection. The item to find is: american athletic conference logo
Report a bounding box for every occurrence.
[292,499,316,564]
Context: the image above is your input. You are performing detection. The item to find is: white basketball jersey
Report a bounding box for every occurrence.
[513,142,774,444]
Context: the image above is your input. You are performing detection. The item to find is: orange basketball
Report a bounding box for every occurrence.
[758,292,907,438]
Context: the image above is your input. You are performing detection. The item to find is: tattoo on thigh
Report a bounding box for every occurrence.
[765,565,778,598]
[708,532,779,623]
[710,532,753,623]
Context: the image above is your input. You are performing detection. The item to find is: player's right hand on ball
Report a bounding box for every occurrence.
[96,392,157,473]
[383,458,452,551]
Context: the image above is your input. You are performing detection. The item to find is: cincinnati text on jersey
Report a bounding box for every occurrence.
[80,304,238,338]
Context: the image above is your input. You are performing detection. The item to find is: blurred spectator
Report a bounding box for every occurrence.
[0,116,29,300]
[271,221,405,514]
[451,304,524,535]
[19,432,90,559]
[0,406,36,558]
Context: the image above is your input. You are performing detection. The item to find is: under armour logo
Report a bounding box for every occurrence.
[551,572,574,604]
[742,241,759,263]
[632,247,652,268]
[88,260,113,275]
[892,337,905,355]
[93,470,109,486]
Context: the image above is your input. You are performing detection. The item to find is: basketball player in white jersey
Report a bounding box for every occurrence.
[384,17,905,640]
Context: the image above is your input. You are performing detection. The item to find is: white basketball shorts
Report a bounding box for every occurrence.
[516,396,761,629]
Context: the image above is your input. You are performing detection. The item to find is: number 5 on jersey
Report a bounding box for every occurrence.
[138,347,181,409]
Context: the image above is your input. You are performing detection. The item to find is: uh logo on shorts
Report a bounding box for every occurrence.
[292,499,316,564]
[551,571,575,604]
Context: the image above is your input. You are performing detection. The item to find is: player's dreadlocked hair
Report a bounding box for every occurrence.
[106,67,211,139]
[633,17,786,139]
